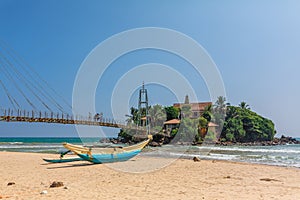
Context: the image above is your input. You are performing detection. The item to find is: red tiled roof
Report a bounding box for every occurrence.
[141,116,147,120]
[164,119,180,125]
[173,102,212,111]
[163,119,218,126]
[208,122,218,127]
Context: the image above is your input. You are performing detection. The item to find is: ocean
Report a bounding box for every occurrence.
[0,137,100,153]
[0,137,300,168]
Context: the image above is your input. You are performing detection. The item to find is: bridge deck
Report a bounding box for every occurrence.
[0,115,122,127]
[0,114,151,134]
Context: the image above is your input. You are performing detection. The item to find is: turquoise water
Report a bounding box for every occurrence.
[0,137,100,153]
[0,137,99,144]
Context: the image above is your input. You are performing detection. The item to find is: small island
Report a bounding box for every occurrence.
[116,95,299,146]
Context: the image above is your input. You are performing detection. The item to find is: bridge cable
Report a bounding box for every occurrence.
[0,58,37,111]
[0,43,65,113]
[0,41,72,112]
[0,80,20,110]
[0,52,53,112]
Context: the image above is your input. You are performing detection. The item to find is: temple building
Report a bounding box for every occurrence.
[173,95,212,119]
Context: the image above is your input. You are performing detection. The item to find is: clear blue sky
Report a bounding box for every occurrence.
[0,0,299,137]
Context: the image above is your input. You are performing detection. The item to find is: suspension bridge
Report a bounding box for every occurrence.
[0,42,149,133]
[0,108,121,128]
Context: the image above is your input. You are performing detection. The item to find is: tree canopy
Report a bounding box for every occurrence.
[120,97,276,144]
[221,105,276,142]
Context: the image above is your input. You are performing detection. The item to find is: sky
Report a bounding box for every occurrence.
[0,0,300,137]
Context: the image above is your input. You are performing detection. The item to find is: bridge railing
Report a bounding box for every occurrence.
[0,109,125,128]
[0,109,160,135]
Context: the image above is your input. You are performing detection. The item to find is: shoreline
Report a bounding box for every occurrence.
[3,149,300,170]
[1,140,300,169]
[1,151,300,199]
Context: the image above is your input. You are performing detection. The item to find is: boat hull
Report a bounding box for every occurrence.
[61,137,151,164]
[77,149,141,164]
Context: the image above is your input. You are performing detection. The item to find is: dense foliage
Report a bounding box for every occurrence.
[119,97,276,144]
[164,106,179,121]
[221,106,276,142]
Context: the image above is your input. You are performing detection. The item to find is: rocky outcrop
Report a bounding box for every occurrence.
[103,134,299,147]
[216,135,300,146]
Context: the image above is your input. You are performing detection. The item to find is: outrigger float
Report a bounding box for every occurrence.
[43,136,151,164]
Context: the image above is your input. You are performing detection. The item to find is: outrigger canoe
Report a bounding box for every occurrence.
[43,157,83,163]
[43,136,151,164]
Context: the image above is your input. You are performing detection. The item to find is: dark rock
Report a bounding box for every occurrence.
[193,157,201,162]
[216,135,300,146]
[50,181,64,188]
[7,182,15,186]
[99,138,111,143]
[110,139,119,144]
[163,137,170,144]
[149,141,161,147]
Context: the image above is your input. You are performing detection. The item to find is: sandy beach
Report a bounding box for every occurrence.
[0,152,300,200]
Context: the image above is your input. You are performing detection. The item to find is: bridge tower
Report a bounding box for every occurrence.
[137,82,150,133]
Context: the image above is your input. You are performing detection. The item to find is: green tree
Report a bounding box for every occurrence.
[148,104,166,128]
[176,118,198,143]
[126,107,139,125]
[213,96,228,134]
[180,104,192,119]
[118,128,133,143]
[197,116,208,141]
[221,106,276,142]
[202,104,212,122]
[239,101,250,110]
[164,106,179,121]
[214,96,227,114]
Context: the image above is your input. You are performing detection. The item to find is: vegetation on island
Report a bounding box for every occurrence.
[221,105,276,142]
[118,97,276,144]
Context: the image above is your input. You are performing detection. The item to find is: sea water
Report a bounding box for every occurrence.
[0,137,100,153]
[1,137,300,168]
[149,138,300,168]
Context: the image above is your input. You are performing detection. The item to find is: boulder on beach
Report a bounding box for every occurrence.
[149,141,161,147]
[50,181,64,188]
[193,157,201,162]
[7,182,15,186]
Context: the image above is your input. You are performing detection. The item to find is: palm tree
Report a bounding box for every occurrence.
[226,106,239,119]
[214,96,228,114]
[202,104,212,122]
[213,96,228,133]
[148,104,166,127]
[239,101,250,110]
[125,107,139,125]
[180,104,192,119]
